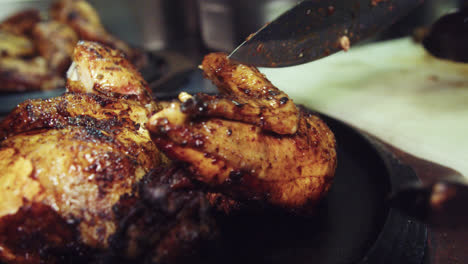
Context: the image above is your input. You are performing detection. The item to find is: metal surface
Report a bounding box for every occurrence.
[198,0,296,52]
[422,8,468,63]
[229,0,424,67]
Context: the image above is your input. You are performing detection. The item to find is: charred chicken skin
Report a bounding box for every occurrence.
[66,41,153,104]
[0,41,162,263]
[148,53,337,213]
[0,43,337,262]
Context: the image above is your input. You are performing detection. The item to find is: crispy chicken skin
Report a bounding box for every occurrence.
[67,41,153,104]
[148,53,337,213]
[50,0,137,61]
[0,42,337,262]
[0,41,162,263]
[32,21,78,74]
[188,53,299,135]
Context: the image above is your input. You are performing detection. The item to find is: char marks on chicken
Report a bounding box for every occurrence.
[0,41,162,263]
[148,53,337,213]
[0,42,337,263]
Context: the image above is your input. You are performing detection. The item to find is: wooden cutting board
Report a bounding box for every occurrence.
[261,38,468,178]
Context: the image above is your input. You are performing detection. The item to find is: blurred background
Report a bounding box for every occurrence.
[0,0,463,60]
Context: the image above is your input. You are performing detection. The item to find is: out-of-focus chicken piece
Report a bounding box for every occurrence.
[0,9,41,36]
[0,42,162,263]
[50,0,137,61]
[147,54,337,214]
[0,30,34,57]
[0,56,64,92]
[32,21,78,74]
[67,41,153,105]
[182,53,299,135]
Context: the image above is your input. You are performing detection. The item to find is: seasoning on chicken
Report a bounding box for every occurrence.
[189,53,300,135]
[148,53,337,214]
[0,42,338,263]
[66,41,153,104]
[0,41,162,263]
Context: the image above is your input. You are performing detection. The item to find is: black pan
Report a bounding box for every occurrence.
[153,69,428,264]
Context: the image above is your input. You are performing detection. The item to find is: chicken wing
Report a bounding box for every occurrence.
[187,53,299,135]
[32,21,78,74]
[147,53,337,214]
[0,41,162,263]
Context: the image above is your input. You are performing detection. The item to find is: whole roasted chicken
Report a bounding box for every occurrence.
[0,42,337,263]
[0,41,162,263]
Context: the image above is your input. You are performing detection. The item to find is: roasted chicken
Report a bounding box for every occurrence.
[0,9,41,37]
[0,42,337,263]
[0,56,64,92]
[109,166,219,264]
[66,41,152,104]
[0,0,142,93]
[0,10,66,92]
[50,0,139,62]
[0,30,34,58]
[0,41,162,263]
[148,53,337,213]
[32,21,78,74]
